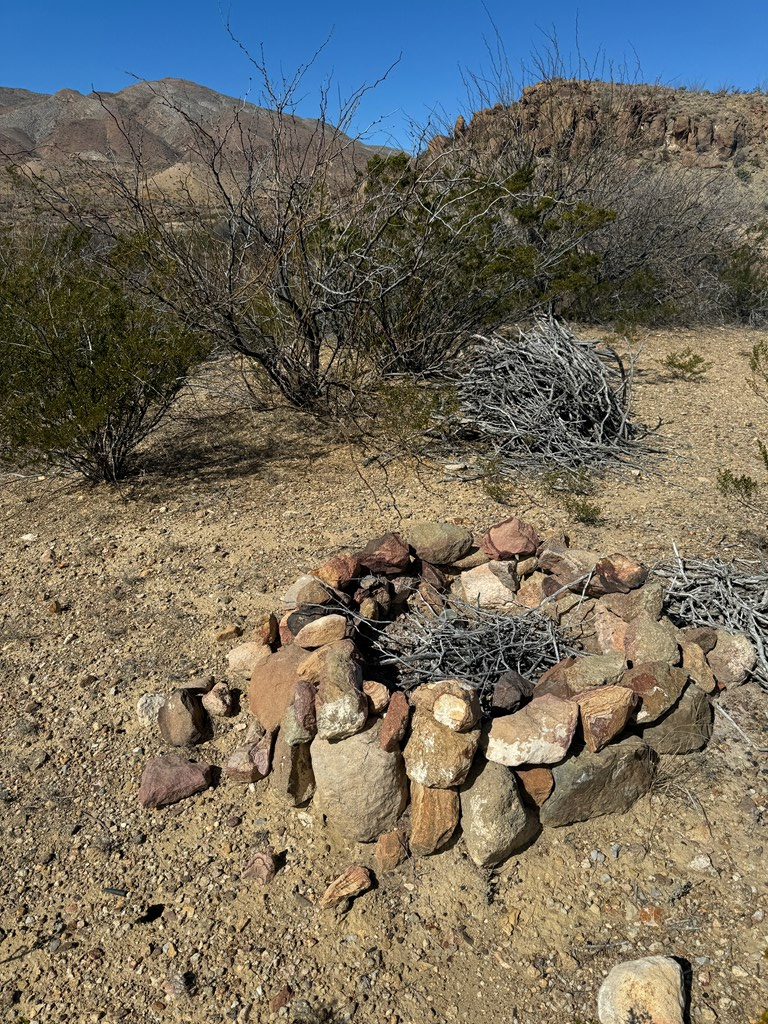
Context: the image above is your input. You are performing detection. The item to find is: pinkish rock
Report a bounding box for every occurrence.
[318,865,372,909]
[515,572,547,609]
[375,830,408,872]
[409,782,460,856]
[593,604,629,654]
[707,629,756,687]
[227,642,272,681]
[293,679,317,733]
[201,682,233,717]
[139,755,213,808]
[486,695,578,767]
[403,712,480,788]
[622,662,688,724]
[459,561,518,608]
[590,553,648,595]
[224,731,275,783]
[379,691,411,752]
[576,685,637,752]
[514,766,554,806]
[249,644,308,733]
[243,849,278,884]
[294,614,348,649]
[482,516,541,560]
[358,532,411,576]
[158,690,211,747]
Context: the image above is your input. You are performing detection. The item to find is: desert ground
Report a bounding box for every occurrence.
[0,325,766,1024]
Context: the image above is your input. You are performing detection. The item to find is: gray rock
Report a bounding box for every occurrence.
[402,521,474,565]
[641,683,713,754]
[597,956,685,1024]
[311,718,408,842]
[459,759,535,867]
[540,736,655,828]
[136,692,167,730]
[270,733,315,806]
[707,629,756,686]
[624,614,679,666]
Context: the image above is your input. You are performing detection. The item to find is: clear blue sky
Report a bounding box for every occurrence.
[2,0,767,146]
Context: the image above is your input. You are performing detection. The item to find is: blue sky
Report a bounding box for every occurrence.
[2,0,767,145]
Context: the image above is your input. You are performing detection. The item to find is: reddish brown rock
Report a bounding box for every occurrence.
[311,554,361,590]
[534,658,578,700]
[537,539,599,586]
[482,516,541,560]
[590,554,648,595]
[676,625,718,654]
[379,691,411,752]
[294,613,348,649]
[492,670,534,714]
[318,865,373,909]
[224,731,275,782]
[293,679,317,733]
[249,644,308,733]
[409,782,460,856]
[576,685,637,752]
[419,561,448,593]
[375,830,408,872]
[514,766,554,806]
[139,755,213,809]
[622,662,688,724]
[486,695,578,767]
[158,690,211,747]
[358,533,411,575]
[243,848,278,884]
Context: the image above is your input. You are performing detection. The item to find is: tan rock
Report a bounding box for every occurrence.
[514,766,554,806]
[201,681,233,717]
[641,684,712,754]
[591,553,648,595]
[158,690,211,747]
[318,865,372,909]
[363,680,391,714]
[576,685,637,752]
[409,782,459,856]
[681,641,717,694]
[516,556,538,576]
[311,554,362,590]
[375,830,408,872]
[450,547,490,571]
[432,686,481,733]
[600,582,665,623]
[515,571,547,609]
[270,734,315,805]
[707,629,756,687]
[299,640,367,740]
[597,955,685,1024]
[255,612,279,647]
[294,613,348,649]
[215,623,243,643]
[459,561,519,608]
[486,695,578,767]
[460,759,535,867]
[624,615,679,666]
[403,711,480,788]
[294,578,335,607]
[227,642,272,680]
[249,644,308,733]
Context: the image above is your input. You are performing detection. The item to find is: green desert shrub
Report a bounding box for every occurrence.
[0,229,209,482]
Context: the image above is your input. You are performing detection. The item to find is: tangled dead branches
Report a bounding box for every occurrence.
[456,318,642,472]
[655,549,768,689]
[371,597,573,704]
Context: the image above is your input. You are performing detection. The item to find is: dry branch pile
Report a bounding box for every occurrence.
[457,319,640,471]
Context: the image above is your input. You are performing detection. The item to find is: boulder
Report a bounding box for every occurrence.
[459,759,535,867]
[298,640,367,740]
[624,615,679,666]
[379,691,411,752]
[139,755,214,809]
[227,642,272,681]
[311,719,408,842]
[409,782,459,856]
[402,521,474,565]
[482,516,541,560]
[597,956,685,1024]
[459,561,519,608]
[539,736,655,828]
[294,613,348,649]
[622,662,688,724]
[249,644,308,733]
[641,684,712,755]
[158,689,211,747]
[358,532,411,576]
[576,685,637,752]
[403,712,480,788]
[270,733,315,805]
[486,695,578,767]
[707,629,756,686]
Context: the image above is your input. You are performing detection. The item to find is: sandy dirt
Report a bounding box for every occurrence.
[0,326,767,1024]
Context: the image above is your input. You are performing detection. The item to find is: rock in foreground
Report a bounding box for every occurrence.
[139,755,214,809]
[597,955,685,1024]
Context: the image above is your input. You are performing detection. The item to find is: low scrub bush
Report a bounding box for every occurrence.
[0,229,208,482]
